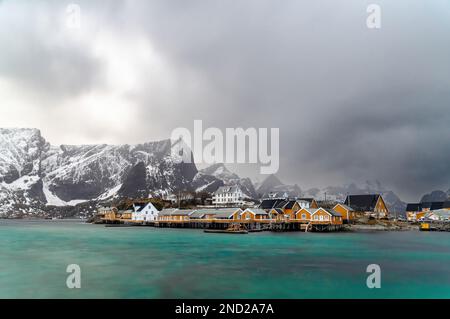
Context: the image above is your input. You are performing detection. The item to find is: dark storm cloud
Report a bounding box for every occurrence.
[0,1,106,99]
[0,0,449,200]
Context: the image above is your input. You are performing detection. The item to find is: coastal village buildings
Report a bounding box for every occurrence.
[240,208,270,221]
[158,209,193,221]
[296,208,313,222]
[333,203,356,223]
[98,206,118,220]
[406,201,450,222]
[310,208,343,225]
[98,190,410,231]
[131,202,159,222]
[268,208,285,221]
[213,185,246,207]
[344,194,389,219]
[406,203,426,222]
[259,198,318,218]
[294,208,343,225]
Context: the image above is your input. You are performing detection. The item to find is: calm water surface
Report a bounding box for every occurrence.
[0,219,449,298]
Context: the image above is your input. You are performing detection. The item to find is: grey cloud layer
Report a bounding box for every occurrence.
[0,0,449,200]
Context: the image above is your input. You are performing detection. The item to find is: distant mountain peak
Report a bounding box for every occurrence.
[0,128,197,217]
[200,163,234,177]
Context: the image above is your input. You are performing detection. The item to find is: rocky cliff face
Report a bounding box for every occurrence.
[0,128,198,216]
[195,163,258,198]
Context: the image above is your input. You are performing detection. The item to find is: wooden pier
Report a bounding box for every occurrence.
[101,217,344,232]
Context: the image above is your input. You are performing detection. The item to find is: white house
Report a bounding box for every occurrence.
[213,185,246,206]
[131,202,159,222]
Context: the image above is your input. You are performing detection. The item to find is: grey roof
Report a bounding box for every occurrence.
[212,208,243,219]
[334,203,354,211]
[214,185,242,195]
[158,208,178,216]
[158,208,195,216]
[242,208,269,216]
[188,211,207,218]
[325,209,342,217]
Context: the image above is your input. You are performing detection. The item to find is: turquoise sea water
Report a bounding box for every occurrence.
[0,219,449,299]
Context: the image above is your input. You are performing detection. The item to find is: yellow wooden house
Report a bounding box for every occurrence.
[240,208,270,221]
[310,208,343,225]
[295,208,313,222]
[344,194,389,218]
[333,203,356,223]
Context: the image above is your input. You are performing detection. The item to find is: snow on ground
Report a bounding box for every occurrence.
[5,175,40,191]
[97,183,122,200]
[42,182,87,206]
[196,180,216,192]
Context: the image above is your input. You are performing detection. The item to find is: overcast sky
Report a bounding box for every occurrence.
[0,0,449,201]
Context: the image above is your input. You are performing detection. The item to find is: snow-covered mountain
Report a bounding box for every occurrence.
[256,174,302,198]
[0,128,197,216]
[193,163,258,198]
[420,190,449,203]
[302,181,407,214]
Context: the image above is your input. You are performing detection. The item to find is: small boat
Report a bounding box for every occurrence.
[204,229,248,234]
[204,224,248,234]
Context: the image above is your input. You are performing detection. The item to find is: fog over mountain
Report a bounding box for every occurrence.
[1,1,449,201]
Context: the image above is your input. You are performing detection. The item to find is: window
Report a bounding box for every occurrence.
[302,213,306,220]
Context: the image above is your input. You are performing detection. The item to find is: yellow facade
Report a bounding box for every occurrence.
[283,202,301,216]
[374,197,389,217]
[311,208,342,225]
[333,204,355,221]
[295,208,312,222]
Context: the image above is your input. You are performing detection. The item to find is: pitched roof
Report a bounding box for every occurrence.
[406,203,422,212]
[188,211,207,218]
[334,203,354,211]
[284,200,297,209]
[270,208,284,214]
[214,185,242,195]
[258,198,288,209]
[158,208,178,216]
[325,209,342,217]
[344,194,381,211]
[193,208,241,219]
[242,208,269,216]
[158,208,195,216]
[133,202,154,212]
[297,208,319,215]
[431,202,444,210]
